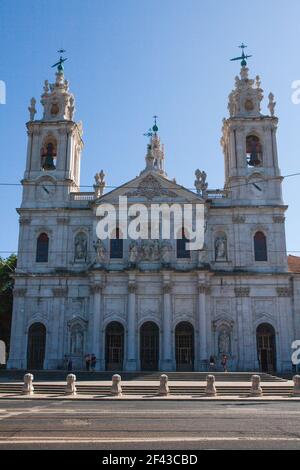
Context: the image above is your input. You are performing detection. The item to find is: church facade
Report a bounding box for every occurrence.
[7,61,300,373]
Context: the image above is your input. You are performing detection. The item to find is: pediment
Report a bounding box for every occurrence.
[96,171,203,204]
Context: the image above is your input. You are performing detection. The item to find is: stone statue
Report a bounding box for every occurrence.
[43,80,49,94]
[94,170,105,198]
[215,235,227,261]
[74,233,87,262]
[28,97,36,121]
[157,374,169,396]
[268,92,276,117]
[218,329,230,355]
[205,374,217,396]
[198,244,207,266]
[141,240,151,261]
[93,239,106,264]
[111,374,122,397]
[250,375,263,397]
[152,239,160,261]
[293,375,300,397]
[161,241,172,265]
[194,169,208,197]
[129,241,139,264]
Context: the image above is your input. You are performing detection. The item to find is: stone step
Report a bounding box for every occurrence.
[0,384,293,396]
[0,370,286,382]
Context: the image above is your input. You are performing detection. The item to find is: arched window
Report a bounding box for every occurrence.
[110,227,123,259]
[246,135,262,167]
[40,137,57,170]
[36,233,49,262]
[176,228,190,259]
[254,231,267,261]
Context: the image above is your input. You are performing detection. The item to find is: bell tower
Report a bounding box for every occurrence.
[22,53,83,207]
[221,47,282,205]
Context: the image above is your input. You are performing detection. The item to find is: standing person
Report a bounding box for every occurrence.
[64,355,69,370]
[221,354,228,372]
[209,355,216,372]
[85,354,90,371]
[67,358,72,371]
[91,354,96,371]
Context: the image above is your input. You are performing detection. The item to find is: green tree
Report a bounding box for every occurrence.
[0,254,17,354]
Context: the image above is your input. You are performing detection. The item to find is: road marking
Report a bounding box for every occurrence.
[0,436,299,444]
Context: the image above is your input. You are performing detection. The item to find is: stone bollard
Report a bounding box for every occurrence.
[250,374,263,397]
[65,374,77,396]
[22,373,34,395]
[293,375,300,396]
[205,374,217,396]
[111,374,122,397]
[157,374,169,396]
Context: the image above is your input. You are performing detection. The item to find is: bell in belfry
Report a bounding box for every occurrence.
[42,143,56,170]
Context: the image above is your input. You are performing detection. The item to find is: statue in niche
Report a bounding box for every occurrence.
[152,240,160,261]
[141,240,151,261]
[161,241,172,265]
[218,329,231,355]
[70,326,84,355]
[93,239,106,264]
[215,235,227,261]
[129,241,139,264]
[74,233,87,262]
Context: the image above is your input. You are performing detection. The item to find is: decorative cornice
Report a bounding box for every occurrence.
[13,288,27,297]
[276,287,292,297]
[234,287,250,297]
[52,287,68,297]
[273,215,285,224]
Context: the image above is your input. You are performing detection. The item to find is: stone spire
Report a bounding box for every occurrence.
[228,65,264,118]
[40,53,75,122]
[141,116,166,176]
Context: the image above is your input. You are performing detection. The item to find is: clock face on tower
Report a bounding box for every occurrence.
[250,180,265,198]
[37,181,55,200]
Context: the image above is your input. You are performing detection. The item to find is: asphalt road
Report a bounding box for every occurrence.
[0,399,300,450]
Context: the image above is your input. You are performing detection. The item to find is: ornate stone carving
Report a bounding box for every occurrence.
[13,288,27,297]
[65,374,77,396]
[232,215,245,224]
[198,284,211,294]
[52,287,68,297]
[250,375,263,397]
[273,215,285,224]
[22,373,34,396]
[157,374,169,396]
[111,374,122,396]
[93,239,107,264]
[128,241,139,264]
[194,169,208,197]
[28,97,36,121]
[268,92,276,117]
[205,375,217,396]
[276,287,292,297]
[125,174,177,200]
[163,283,172,294]
[128,282,136,294]
[218,328,231,355]
[234,287,250,297]
[161,241,172,265]
[89,284,103,294]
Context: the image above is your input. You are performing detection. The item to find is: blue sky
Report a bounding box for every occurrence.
[0,0,300,255]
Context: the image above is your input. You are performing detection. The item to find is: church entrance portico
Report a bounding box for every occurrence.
[256,323,276,373]
[27,322,46,370]
[175,322,194,371]
[140,321,159,371]
[105,321,124,371]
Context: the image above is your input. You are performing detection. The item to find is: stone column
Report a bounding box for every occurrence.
[90,279,105,370]
[50,287,68,369]
[126,278,137,370]
[7,288,27,369]
[276,287,293,373]
[198,284,210,370]
[162,278,173,371]
[234,287,252,370]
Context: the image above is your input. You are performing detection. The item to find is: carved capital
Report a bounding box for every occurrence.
[13,288,27,297]
[198,284,211,294]
[90,284,103,294]
[273,215,285,224]
[52,287,68,297]
[19,217,31,225]
[163,283,172,294]
[276,287,292,297]
[234,287,250,297]
[128,283,136,294]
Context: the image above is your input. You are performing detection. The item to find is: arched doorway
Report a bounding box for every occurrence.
[175,322,194,371]
[27,323,46,370]
[140,322,159,371]
[105,321,124,371]
[256,323,276,373]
